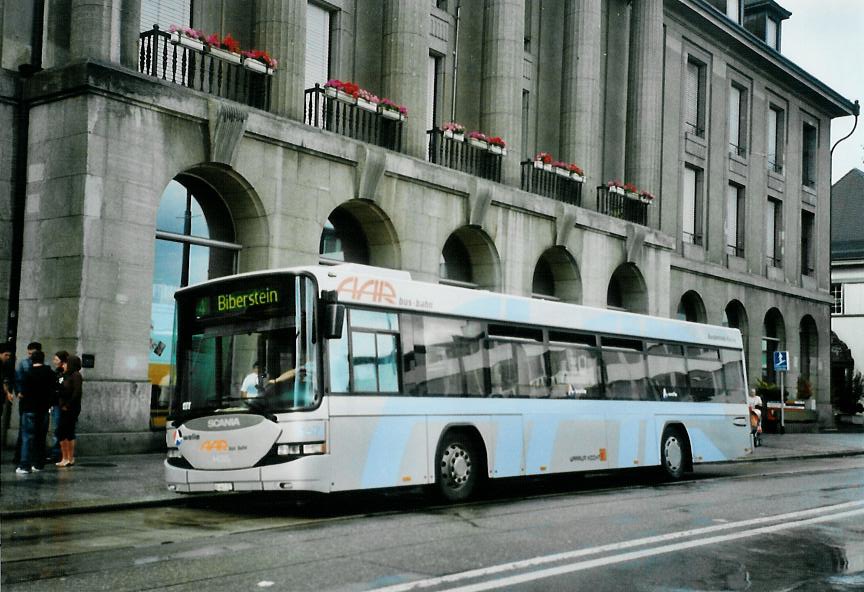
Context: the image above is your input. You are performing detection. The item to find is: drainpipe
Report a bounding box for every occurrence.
[6,0,45,344]
[450,2,461,122]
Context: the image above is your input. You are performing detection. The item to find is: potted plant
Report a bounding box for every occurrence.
[623,182,639,199]
[379,98,407,120]
[607,180,625,195]
[467,131,488,149]
[553,161,570,177]
[206,32,242,64]
[639,190,655,204]
[169,25,207,51]
[487,136,507,155]
[534,152,553,171]
[242,49,278,74]
[442,122,465,141]
[568,164,584,183]
[356,88,379,112]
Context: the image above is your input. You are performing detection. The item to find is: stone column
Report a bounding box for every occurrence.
[254,0,306,120]
[560,0,602,189]
[70,0,113,61]
[381,0,429,159]
[625,0,663,194]
[480,0,524,186]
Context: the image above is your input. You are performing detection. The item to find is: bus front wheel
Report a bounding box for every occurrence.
[436,431,482,502]
[660,427,690,480]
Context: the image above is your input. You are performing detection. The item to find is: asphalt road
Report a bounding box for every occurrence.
[3,456,864,591]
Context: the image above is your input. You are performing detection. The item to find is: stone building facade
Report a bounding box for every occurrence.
[0,0,857,452]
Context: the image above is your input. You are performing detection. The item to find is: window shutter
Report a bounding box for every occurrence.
[767,108,778,166]
[305,3,331,90]
[427,55,438,135]
[726,0,739,22]
[766,200,776,261]
[728,86,740,150]
[139,0,191,32]
[684,61,699,132]
[725,185,738,251]
[683,167,697,241]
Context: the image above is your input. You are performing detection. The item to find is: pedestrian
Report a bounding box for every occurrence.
[0,342,14,452]
[56,355,83,467]
[12,341,41,465]
[16,350,54,474]
[46,351,69,463]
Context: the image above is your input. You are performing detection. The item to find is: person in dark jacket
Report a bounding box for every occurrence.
[56,355,83,467]
[45,351,69,463]
[16,350,54,474]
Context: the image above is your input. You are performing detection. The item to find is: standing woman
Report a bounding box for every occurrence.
[56,355,83,467]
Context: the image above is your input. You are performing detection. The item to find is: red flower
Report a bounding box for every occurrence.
[487,136,506,147]
[221,33,240,53]
[568,164,584,175]
[535,152,553,164]
[623,182,638,193]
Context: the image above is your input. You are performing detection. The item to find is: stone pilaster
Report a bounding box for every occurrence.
[481,0,524,186]
[561,0,602,189]
[254,0,306,120]
[625,0,663,194]
[68,0,139,67]
[381,0,429,159]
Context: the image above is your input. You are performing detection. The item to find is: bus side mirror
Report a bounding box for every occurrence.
[325,303,345,339]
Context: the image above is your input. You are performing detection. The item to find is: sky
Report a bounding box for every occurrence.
[779,0,864,182]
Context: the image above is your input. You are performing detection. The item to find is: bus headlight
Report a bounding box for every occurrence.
[277,443,326,456]
[167,449,182,459]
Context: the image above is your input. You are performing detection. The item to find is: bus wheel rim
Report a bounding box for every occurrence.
[664,436,683,472]
[442,443,471,488]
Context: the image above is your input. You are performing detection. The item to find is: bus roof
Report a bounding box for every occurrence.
[179,264,743,350]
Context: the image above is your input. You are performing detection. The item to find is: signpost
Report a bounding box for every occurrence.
[773,351,789,432]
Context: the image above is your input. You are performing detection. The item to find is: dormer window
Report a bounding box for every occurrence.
[743,0,791,51]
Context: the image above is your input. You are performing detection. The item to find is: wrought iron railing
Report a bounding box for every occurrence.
[726,244,745,258]
[520,162,582,206]
[768,156,783,173]
[596,187,649,226]
[729,143,747,157]
[304,85,404,152]
[427,129,503,183]
[138,26,272,110]
[684,122,705,138]
[766,255,783,269]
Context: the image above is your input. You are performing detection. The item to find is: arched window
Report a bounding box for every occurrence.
[532,247,582,303]
[676,290,706,323]
[319,201,400,268]
[724,299,750,364]
[439,227,500,291]
[762,308,786,385]
[149,179,240,429]
[606,264,648,314]
[440,235,473,285]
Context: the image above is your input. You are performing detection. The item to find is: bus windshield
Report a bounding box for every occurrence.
[170,274,319,418]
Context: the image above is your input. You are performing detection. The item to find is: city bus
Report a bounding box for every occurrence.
[164,264,752,500]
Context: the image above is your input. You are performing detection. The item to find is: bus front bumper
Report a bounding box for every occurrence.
[164,455,331,493]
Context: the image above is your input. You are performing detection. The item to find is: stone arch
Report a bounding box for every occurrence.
[532,247,582,303]
[320,199,401,269]
[676,290,707,323]
[439,226,501,291]
[724,299,750,360]
[799,315,819,397]
[762,307,786,384]
[606,263,648,314]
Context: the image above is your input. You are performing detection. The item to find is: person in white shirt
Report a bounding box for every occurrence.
[240,362,261,399]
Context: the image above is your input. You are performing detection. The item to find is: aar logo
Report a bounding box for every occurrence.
[336,277,397,304]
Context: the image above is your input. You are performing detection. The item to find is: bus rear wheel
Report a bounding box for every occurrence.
[660,427,690,480]
[436,432,482,502]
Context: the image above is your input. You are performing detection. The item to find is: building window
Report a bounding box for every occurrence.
[725,183,745,257]
[683,165,704,246]
[729,83,747,156]
[802,122,817,188]
[684,57,707,137]
[427,53,442,135]
[726,0,740,23]
[521,90,530,161]
[523,0,532,52]
[767,105,785,173]
[801,210,815,276]
[305,2,332,90]
[766,197,783,269]
[765,17,779,49]
[831,283,843,315]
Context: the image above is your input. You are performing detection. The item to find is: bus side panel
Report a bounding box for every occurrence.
[603,405,658,469]
[523,408,608,475]
[655,406,750,464]
[329,397,429,491]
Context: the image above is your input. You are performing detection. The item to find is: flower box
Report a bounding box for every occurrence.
[380,109,405,121]
[544,163,553,172]
[533,160,545,170]
[243,58,273,75]
[608,186,625,195]
[324,86,338,98]
[625,191,639,200]
[444,130,465,142]
[336,90,355,103]
[489,145,506,155]
[210,46,242,64]
[639,196,653,204]
[570,173,584,183]
[170,31,205,52]
[357,97,378,111]
[468,138,488,150]
[554,167,570,177]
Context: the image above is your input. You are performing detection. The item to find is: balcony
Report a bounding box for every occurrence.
[304,85,404,152]
[520,162,583,206]
[427,129,503,183]
[138,26,272,110]
[596,186,649,226]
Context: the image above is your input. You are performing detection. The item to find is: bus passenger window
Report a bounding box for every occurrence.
[548,344,602,399]
[686,346,723,402]
[646,342,687,401]
[601,338,647,401]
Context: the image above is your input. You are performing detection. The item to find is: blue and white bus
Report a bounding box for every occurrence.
[165,264,752,500]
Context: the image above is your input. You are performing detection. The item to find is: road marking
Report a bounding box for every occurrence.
[372,500,864,592]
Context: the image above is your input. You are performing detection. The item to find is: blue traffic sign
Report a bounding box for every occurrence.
[773,350,789,371]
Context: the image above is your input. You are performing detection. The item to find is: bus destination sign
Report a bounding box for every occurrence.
[196,287,281,318]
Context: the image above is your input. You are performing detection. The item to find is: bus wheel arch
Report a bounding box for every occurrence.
[659,423,692,480]
[434,426,488,502]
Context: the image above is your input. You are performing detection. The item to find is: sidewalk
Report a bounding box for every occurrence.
[2,431,862,519]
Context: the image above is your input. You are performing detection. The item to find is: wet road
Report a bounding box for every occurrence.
[3,456,864,591]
